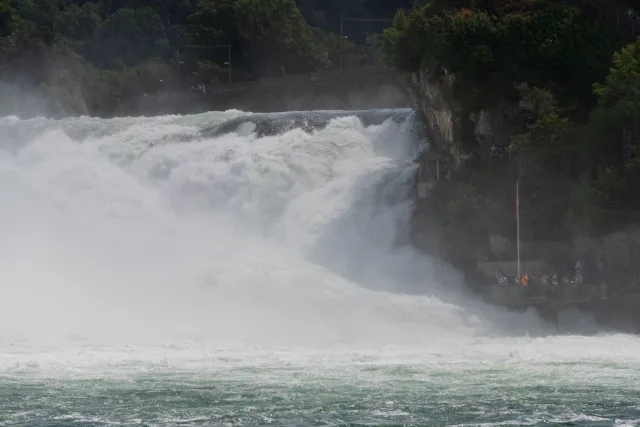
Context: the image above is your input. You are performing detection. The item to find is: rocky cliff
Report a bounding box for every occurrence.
[409,63,640,286]
[408,62,526,268]
[410,63,524,168]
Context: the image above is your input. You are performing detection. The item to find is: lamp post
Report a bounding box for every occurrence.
[339,17,392,78]
[225,44,231,83]
[177,34,183,91]
[177,55,185,91]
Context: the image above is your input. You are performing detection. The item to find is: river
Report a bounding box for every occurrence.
[0,110,638,426]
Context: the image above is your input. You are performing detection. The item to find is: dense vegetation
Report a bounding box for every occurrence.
[0,0,413,117]
[381,0,640,264]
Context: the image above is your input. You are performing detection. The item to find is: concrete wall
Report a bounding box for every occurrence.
[574,227,640,278]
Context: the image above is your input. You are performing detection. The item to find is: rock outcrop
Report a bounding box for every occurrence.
[409,62,640,283]
[410,63,524,169]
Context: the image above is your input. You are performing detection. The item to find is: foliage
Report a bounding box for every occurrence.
[594,38,640,122]
[185,0,329,77]
[511,89,573,173]
[55,2,102,43]
[0,0,398,117]
[0,0,18,38]
[381,4,622,111]
[191,60,222,85]
[512,59,640,239]
[295,0,414,34]
[87,7,169,68]
[381,0,640,245]
[380,7,429,71]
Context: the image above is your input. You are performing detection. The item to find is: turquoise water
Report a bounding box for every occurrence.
[2,337,640,426]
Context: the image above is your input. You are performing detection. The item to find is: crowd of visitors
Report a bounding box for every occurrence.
[494,258,608,299]
[191,84,207,96]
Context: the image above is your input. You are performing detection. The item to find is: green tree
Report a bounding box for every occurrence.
[86,7,168,68]
[381,4,621,112]
[594,38,640,123]
[0,0,18,38]
[186,0,328,77]
[56,2,102,42]
[191,60,222,85]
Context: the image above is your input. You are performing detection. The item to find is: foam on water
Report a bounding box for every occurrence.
[0,110,615,349]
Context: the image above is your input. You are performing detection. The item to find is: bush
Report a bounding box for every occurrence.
[382,4,622,111]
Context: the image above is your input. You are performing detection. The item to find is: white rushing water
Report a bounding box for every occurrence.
[0,114,633,357]
[2,110,640,426]
[0,109,545,346]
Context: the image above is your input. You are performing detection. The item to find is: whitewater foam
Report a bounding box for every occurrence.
[0,109,570,348]
[5,109,640,427]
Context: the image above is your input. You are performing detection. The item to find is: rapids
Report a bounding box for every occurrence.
[0,109,552,344]
[1,110,639,426]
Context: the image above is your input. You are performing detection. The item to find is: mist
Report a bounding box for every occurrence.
[0,110,574,349]
[4,2,639,425]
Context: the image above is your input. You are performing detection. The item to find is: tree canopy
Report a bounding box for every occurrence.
[380,0,640,254]
[0,0,408,117]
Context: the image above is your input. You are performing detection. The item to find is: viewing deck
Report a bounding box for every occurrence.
[482,282,640,310]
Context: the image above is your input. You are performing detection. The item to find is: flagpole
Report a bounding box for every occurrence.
[516,179,521,282]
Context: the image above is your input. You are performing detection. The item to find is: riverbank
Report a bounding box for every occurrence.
[109,66,411,118]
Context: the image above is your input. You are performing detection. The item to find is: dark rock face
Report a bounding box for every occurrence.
[411,66,524,170]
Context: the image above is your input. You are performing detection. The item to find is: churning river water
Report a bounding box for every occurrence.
[0,110,639,426]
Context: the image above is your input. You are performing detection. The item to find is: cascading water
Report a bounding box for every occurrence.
[1,110,640,426]
[0,109,507,343]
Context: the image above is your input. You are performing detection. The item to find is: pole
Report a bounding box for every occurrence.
[340,16,344,78]
[177,34,180,91]
[517,179,521,282]
[228,44,231,84]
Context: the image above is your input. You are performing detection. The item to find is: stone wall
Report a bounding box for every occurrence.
[574,228,640,277]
